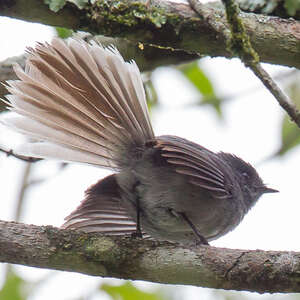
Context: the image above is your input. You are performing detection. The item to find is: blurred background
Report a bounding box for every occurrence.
[1,5,300,300]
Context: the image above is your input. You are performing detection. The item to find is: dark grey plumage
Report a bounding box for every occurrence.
[1,38,277,245]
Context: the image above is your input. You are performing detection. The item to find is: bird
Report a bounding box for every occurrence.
[1,38,278,245]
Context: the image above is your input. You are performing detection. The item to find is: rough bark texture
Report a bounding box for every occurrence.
[92,36,200,71]
[1,0,300,70]
[1,220,300,293]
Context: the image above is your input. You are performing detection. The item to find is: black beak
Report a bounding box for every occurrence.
[260,186,279,194]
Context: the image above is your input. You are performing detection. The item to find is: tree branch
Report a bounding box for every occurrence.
[93,36,200,71]
[0,219,300,293]
[0,147,42,162]
[186,0,300,127]
[0,38,197,85]
[1,0,300,70]
[221,0,300,127]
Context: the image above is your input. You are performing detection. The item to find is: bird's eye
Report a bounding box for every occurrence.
[242,172,249,179]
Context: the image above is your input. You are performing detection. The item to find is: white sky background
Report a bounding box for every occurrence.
[0,4,299,300]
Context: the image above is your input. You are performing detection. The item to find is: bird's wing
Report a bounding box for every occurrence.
[155,136,230,199]
[62,174,137,234]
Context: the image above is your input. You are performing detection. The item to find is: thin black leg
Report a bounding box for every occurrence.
[180,212,209,245]
[135,197,143,238]
[130,181,143,239]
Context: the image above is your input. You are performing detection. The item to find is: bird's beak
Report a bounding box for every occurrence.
[260,186,279,194]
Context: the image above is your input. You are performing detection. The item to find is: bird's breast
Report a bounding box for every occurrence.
[116,162,243,243]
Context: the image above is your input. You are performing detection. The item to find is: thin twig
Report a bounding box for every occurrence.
[188,0,300,128]
[250,64,300,122]
[13,163,33,222]
[25,162,68,188]
[3,161,33,280]
[0,147,42,162]
[187,0,230,40]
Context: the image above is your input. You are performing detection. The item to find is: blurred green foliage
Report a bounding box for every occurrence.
[180,61,222,117]
[145,79,158,112]
[100,282,166,300]
[284,0,300,16]
[55,27,73,39]
[275,75,300,157]
[0,270,28,300]
[278,115,300,156]
[44,0,88,12]
[44,0,66,12]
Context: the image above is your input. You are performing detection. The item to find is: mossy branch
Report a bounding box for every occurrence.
[1,220,300,293]
[220,0,300,127]
[1,0,300,70]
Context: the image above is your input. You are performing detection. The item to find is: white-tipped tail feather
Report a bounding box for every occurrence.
[1,38,154,169]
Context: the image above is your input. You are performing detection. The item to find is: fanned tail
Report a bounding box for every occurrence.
[1,38,154,169]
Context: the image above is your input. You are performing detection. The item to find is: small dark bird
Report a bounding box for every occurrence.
[1,38,278,245]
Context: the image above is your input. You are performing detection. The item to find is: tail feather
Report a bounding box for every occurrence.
[1,38,154,168]
[3,114,113,157]
[9,66,126,144]
[39,38,151,143]
[14,142,113,167]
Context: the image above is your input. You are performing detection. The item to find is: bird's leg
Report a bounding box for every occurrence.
[134,196,143,238]
[180,212,209,245]
[131,180,143,238]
